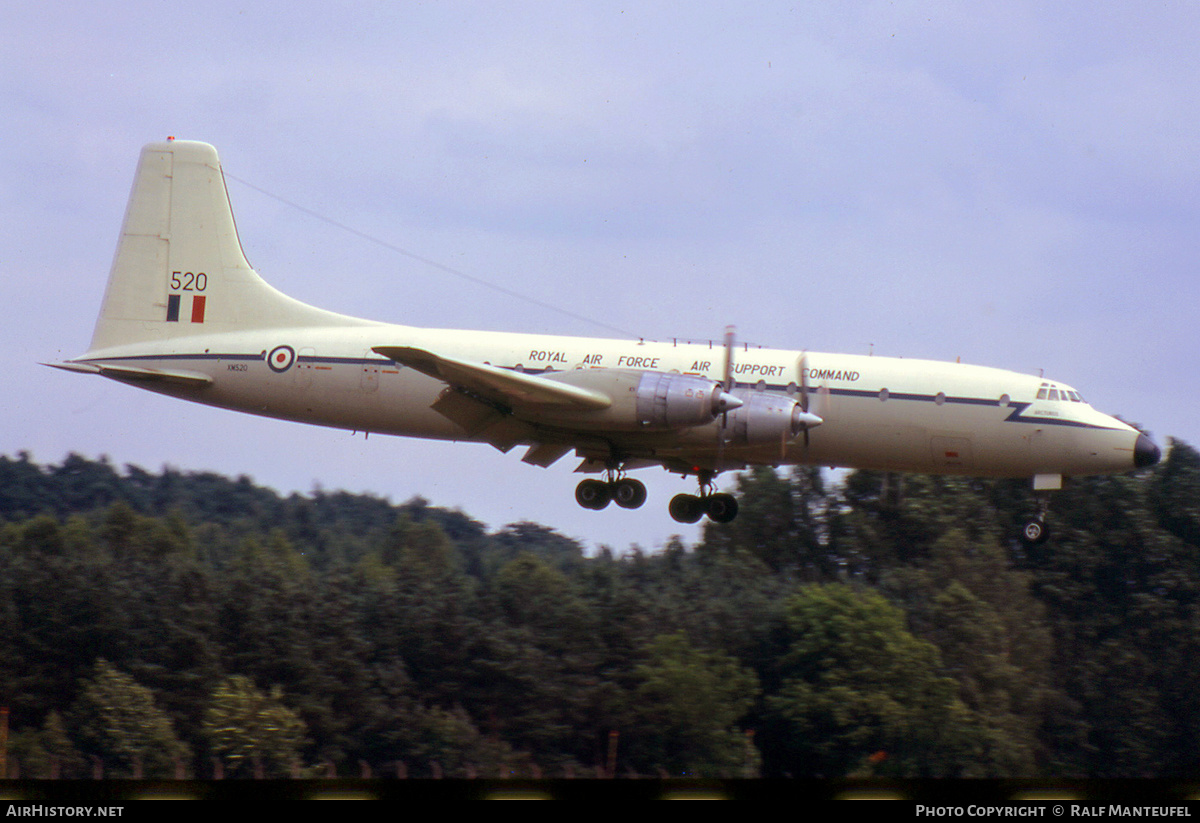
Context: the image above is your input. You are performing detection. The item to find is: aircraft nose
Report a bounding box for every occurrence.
[1134,433,1161,468]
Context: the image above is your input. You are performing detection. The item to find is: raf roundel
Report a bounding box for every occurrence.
[267,345,296,373]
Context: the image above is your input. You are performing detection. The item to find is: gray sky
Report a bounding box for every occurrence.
[6,2,1195,551]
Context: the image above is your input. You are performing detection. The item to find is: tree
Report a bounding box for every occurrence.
[1148,439,1200,549]
[884,529,1056,775]
[480,553,603,767]
[700,466,833,577]
[70,660,189,778]
[8,711,85,779]
[764,583,977,777]
[630,632,760,777]
[203,675,307,778]
[1025,470,1200,776]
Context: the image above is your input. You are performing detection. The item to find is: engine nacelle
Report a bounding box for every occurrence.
[722,390,818,446]
[634,371,740,429]
[530,369,741,432]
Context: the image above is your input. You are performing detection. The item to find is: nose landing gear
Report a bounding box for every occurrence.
[1020,517,1050,546]
[1019,494,1052,547]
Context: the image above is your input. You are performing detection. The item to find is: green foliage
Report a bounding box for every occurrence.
[1,451,1198,778]
[203,675,307,778]
[6,712,85,779]
[766,583,976,777]
[1149,439,1200,549]
[700,466,831,576]
[885,530,1055,775]
[631,632,760,777]
[385,703,517,778]
[70,660,189,778]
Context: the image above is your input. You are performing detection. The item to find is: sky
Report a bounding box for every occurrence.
[5,2,1197,552]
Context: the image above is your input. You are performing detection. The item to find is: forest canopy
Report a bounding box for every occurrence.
[1,444,1197,779]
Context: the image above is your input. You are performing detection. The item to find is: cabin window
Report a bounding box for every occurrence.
[935,392,946,406]
[999,393,1010,407]
[786,382,798,395]
[879,388,889,402]
[755,379,767,392]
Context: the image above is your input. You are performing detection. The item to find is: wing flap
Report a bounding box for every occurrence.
[373,346,611,411]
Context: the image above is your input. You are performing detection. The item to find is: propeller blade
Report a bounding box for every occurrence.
[722,325,736,392]
[811,383,829,419]
[798,351,809,410]
[796,352,824,447]
[716,326,737,467]
[720,325,737,429]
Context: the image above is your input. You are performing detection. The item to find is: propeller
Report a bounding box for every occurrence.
[721,326,736,399]
[714,326,737,467]
[795,352,825,446]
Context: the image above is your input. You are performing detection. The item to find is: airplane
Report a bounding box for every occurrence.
[49,139,1161,545]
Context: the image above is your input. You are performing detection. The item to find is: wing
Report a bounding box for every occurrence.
[372,346,611,411]
[373,345,748,467]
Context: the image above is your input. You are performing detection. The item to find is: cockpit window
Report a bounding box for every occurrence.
[1037,382,1087,404]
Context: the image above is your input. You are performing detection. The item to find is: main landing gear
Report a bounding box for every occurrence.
[573,469,739,524]
[668,491,738,524]
[575,475,648,511]
[668,471,738,525]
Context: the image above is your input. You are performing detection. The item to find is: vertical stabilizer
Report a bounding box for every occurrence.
[87,140,360,354]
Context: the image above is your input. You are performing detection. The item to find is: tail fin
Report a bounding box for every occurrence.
[87,140,361,354]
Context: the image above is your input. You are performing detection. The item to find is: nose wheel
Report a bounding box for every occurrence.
[1019,495,1052,546]
[1020,517,1049,546]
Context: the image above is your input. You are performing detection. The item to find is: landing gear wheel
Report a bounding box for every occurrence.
[1020,517,1050,546]
[613,478,648,509]
[576,479,612,510]
[669,493,705,524]
[705,493,739,524]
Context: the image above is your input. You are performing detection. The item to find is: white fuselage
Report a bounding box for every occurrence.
[58,139,1153,498]
[80,322,1144,480]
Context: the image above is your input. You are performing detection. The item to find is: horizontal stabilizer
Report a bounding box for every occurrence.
[373,346,611,411]
[45,361,212,388]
